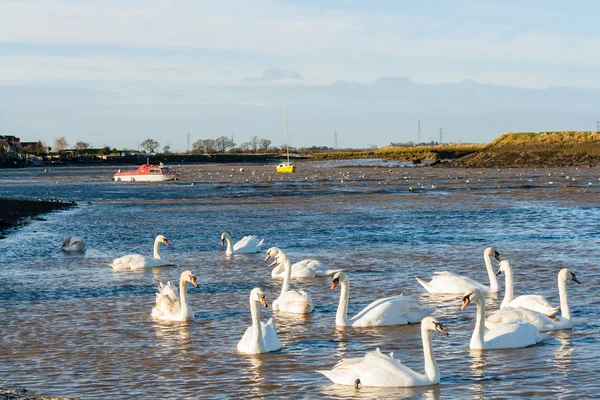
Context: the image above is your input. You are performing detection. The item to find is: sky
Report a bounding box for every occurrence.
[1,0,600,152]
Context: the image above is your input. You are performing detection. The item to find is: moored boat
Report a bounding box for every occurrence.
[113,163,178,182]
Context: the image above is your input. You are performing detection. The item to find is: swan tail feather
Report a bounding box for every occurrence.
[415,277,434,293]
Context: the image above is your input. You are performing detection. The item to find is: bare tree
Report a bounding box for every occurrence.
[192,139,217,154]
[75,141,90,154]
[140,138,160,153]
[260,138,271,151]
[54,136,68,153]
[248,136,262,152]
[215,136,236,153]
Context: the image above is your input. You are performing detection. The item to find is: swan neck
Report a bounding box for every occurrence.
[179,279,188,310]
[225,237,233,255]
[153,238,161,259]
[421,326,439,383]
[335,279,350,326]
[501,265,514,308]
[558,275,570,320]
[250,298,265,350]
[280,258,291,295]
[471,295,486,348]
[484,251,498,292]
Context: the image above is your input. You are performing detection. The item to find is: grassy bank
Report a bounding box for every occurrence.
[308,143,485,161]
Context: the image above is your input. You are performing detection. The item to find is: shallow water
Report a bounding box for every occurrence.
[0,161,598,399]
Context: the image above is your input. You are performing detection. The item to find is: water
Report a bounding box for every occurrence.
[1,162,599,399]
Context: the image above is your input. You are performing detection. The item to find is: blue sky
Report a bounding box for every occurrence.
[1,0,600,151]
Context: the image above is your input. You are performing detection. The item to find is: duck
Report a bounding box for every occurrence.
[237,288,282,354]
[416,247,501,293]
[266,247,341,278]
[317,317,448,387]
[265,247,314,313]
[110,234,173,269]
[495,260,560,316]
[221,232,264,256]
[62,236,86,252]
[151,270,199,321]
[461,288,548,349]
[330,271,435,327]
[486,268,581,332]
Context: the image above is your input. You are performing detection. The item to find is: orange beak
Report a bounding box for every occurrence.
[460,297,471,311]
[260,297,268,308]
[221,239,225,246]
[190,277,199,288]
[330,281,339,291]
[164,239,170,246]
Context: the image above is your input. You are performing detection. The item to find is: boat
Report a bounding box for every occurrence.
[113,162,178,182]
[276,105,296,173]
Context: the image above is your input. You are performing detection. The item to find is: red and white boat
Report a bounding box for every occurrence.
[113,163,178,182]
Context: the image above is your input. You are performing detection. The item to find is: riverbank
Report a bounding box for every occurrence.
[0,198,76,237]
[1,385,78,400]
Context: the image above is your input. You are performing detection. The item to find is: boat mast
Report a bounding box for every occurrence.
[284,104,290,164]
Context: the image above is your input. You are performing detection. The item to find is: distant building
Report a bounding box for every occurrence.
[21,141,45,153]
[0,135,21,153]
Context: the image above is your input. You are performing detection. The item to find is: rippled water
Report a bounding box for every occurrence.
[1,161,599,399]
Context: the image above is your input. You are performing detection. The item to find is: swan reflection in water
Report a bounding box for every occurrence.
[468,350,489,399]
[322,382,441,400]
[246,356,264,398]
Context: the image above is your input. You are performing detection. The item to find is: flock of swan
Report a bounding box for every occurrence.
[62,233,582,388]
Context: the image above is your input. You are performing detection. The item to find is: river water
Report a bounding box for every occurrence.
[0,161,598,399]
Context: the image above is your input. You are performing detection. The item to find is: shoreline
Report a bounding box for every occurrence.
[0,198,76,238]
[1,385,78,400]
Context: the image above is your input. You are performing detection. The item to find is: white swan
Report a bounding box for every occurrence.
[330,271,435,327]
[110,234,172,269]
[496,260,560,316]
[237,288,282,354]
[416,247,501,293]
[461,288,548,349]
[62,236,86,252]
[486,268,581,332]
[266,247,341,278]
[151,270,199,321]
[317,316,448,387]
[265,247,314,313]
[221,232,264,256]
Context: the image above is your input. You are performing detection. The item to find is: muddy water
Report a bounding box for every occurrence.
[0,161,598,399]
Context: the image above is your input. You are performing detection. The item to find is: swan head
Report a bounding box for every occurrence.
[495,260,510,276]
[460,288,482,311]
[181,270,199,287]
[251,288,268,308]
[485,247,501,261]
[156,235,170,246]
[422,316,449,335]
[330,271,348,290]
[62,236,72,246]
[265,246,285,266]
[559,268,581,284]
[220,232,231,246]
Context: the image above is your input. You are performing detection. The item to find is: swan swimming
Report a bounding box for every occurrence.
[266,246,341,278]
[62,236,86,252]
[151,270,199,321]
[237,288,282,354]
[265,247,314,313]
[461,288,548,349]
[495,260,560,316]
[110,234,173,269]
[330,271,435,327]
[416,247,501,293]
[486,268,581,332]
[317,317,448,387]
[221,232,264,256]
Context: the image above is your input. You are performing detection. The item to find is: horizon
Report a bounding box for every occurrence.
[2,0,600,152]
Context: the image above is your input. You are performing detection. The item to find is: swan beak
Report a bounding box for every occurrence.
[191,277,199,288]
[221,239,225,246]
[460,297,471,311]
[435,323,449,336]
[330,280,339,291]
[265,253,272,261]
[494,251,501,261]
[572,276,581,284]
[259,296,268,308]
[268,258,278,267]
[164,239,170,246]
[495,268,502,276]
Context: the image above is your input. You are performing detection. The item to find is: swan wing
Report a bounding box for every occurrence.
[233,235,264,253]
[350,295,434,327]
[486,306,554,331]
[263,318,282,352]
[274,290,314,313]
[416,271,488,293]
[508,295,559,316]
[62,237,86,251]
[483,322,548,349]
[110,254,171,269]
[151,282,182,320]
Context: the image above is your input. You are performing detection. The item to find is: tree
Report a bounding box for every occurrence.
[260,138,271,151]
[101,146,111,155]
[192,139,217,154]
[162,144,171,154]
[75,141,90,154]
[54,136,68,153]
[248,136,262,152]
[215,136,236,153]
[140,138,160,153]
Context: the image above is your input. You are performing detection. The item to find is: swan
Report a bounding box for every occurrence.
[461,288,548,349]
[486,268,581,332]
[317,316,448,387]
[496,260,560,316]
[62,236,86,252]
[416,247,501,293]
[237,288,282,354]
[110,234,172,269]
[330,271,435,327]
[265,247,314,313]
[266,247,341,278]
[151,270,199,321]
[221,232,264,256]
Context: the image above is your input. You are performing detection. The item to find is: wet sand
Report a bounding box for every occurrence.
[0,198,75,237]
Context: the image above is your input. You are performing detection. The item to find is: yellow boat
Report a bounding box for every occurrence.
[277,105,296,173]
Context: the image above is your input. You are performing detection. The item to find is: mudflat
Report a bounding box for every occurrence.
[0,198,75,236]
